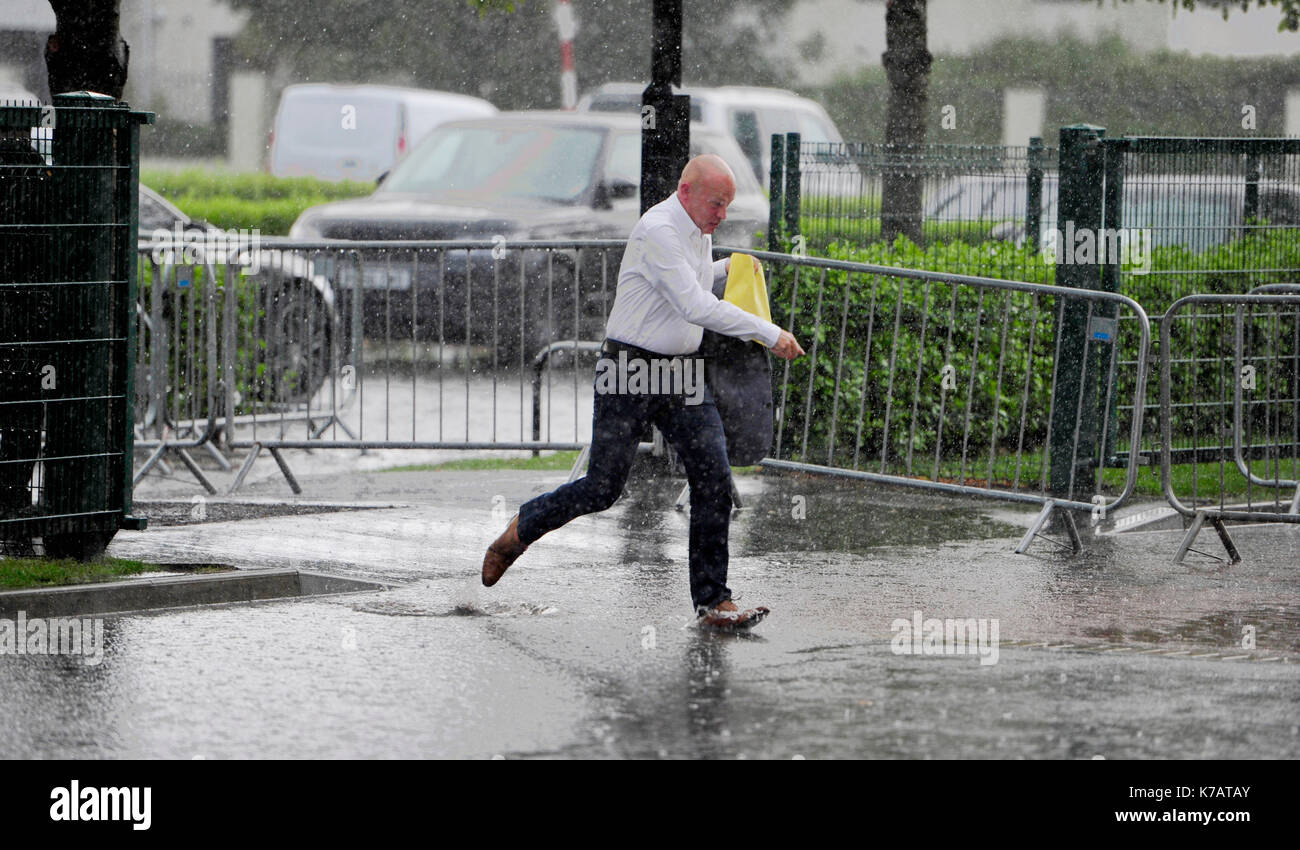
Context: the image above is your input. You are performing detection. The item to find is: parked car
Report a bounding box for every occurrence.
[138,184,337,411]
[289,110,768,357]
[925,173,1300,252]
[269,84,498,182]
[577,82,848,192]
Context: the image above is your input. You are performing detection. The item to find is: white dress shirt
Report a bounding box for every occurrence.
[604,192,783,355]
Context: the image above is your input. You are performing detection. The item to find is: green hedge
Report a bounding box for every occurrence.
[767,237,1063,485]
[765,230,1299,486]
[140,170,374,235]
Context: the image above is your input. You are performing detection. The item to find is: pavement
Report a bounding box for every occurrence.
[1,451,1297,759]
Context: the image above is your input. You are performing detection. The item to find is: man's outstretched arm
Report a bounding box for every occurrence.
[712,253,805,361]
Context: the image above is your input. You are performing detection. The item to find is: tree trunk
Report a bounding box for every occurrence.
[44,0,129,100]
[880,0,930,245]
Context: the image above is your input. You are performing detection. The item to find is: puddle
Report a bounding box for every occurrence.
[352,598,561,618]
[1081,607,1300,654]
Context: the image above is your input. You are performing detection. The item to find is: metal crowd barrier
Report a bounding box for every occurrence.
[132,253,229,493]
[737,248,1152,555]
[124,232,1300,568]
[129,238,1159,558]
[1159,291,1300,564]
[132,239,628,494]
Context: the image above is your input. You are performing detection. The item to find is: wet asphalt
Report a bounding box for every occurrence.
[1,457,1296,759]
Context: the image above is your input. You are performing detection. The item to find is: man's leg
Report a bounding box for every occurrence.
[516,387,648,547]
[653,385,734,612]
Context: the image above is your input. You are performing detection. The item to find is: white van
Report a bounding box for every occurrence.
[577,83,845,190]
[269,84,497,182]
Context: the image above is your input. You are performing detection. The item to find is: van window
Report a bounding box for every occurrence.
[758,108,798,138]
[729,109,762,182]
[693,135,764,197]
[796,111,835,145]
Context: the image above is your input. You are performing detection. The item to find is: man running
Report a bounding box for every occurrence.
[481,154,805,629]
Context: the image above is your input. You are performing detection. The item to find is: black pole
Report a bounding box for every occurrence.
[1026,136,1043,254]
[782,132,801,237]
[1048,124,1106,500]
[768,133,785,251]
[640,0,689,215]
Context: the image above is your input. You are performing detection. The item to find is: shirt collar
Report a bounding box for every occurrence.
[668,192,704,240]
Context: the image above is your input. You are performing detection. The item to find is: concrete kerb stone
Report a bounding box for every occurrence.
[0,569,397,620]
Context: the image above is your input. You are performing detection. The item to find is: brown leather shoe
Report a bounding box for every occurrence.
[697,599,770,630]
[482,514,528,587]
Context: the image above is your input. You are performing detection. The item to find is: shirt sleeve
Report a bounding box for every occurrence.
[712,257,729,285]
[639,224,783,347]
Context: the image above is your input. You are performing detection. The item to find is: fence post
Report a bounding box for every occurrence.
[1049,124,1107,500]
[1244,151,1261,226]
[783,132,801,243]
[1026,136,1044,253]
[768,133,785,252]
[1099,138,1126,465]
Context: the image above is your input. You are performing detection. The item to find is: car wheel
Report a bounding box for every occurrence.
[256,276,335,406]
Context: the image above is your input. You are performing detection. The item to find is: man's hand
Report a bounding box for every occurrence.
[725,255,763,276]
[770,330,805,360]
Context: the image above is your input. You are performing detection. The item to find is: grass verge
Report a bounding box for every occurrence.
[382,451,582,473]
[0,557,169,591]
[1101,457,1299,502]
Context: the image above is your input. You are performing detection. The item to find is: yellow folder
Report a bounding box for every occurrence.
[723,252,772,326]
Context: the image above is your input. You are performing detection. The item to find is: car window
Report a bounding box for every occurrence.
[758,108,798,138]
[586,94,641,113]
[693,134,764,198]
[588,94,702,121]
[596,132,760,200]
[606,133,641,188]
[381,125,605,204]
[796,111,835,145]
[729,109,763,182]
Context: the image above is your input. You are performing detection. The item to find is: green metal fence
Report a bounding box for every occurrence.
[769,134,1056,281]
[0,93,151,559]
[1050,129,1300,494]
[1106,136,1300,317]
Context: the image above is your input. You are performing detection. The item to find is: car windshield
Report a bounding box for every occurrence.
[379,124,605,203]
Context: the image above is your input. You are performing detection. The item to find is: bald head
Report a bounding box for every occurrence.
[676,154,736,235]
[680,154,735,189]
